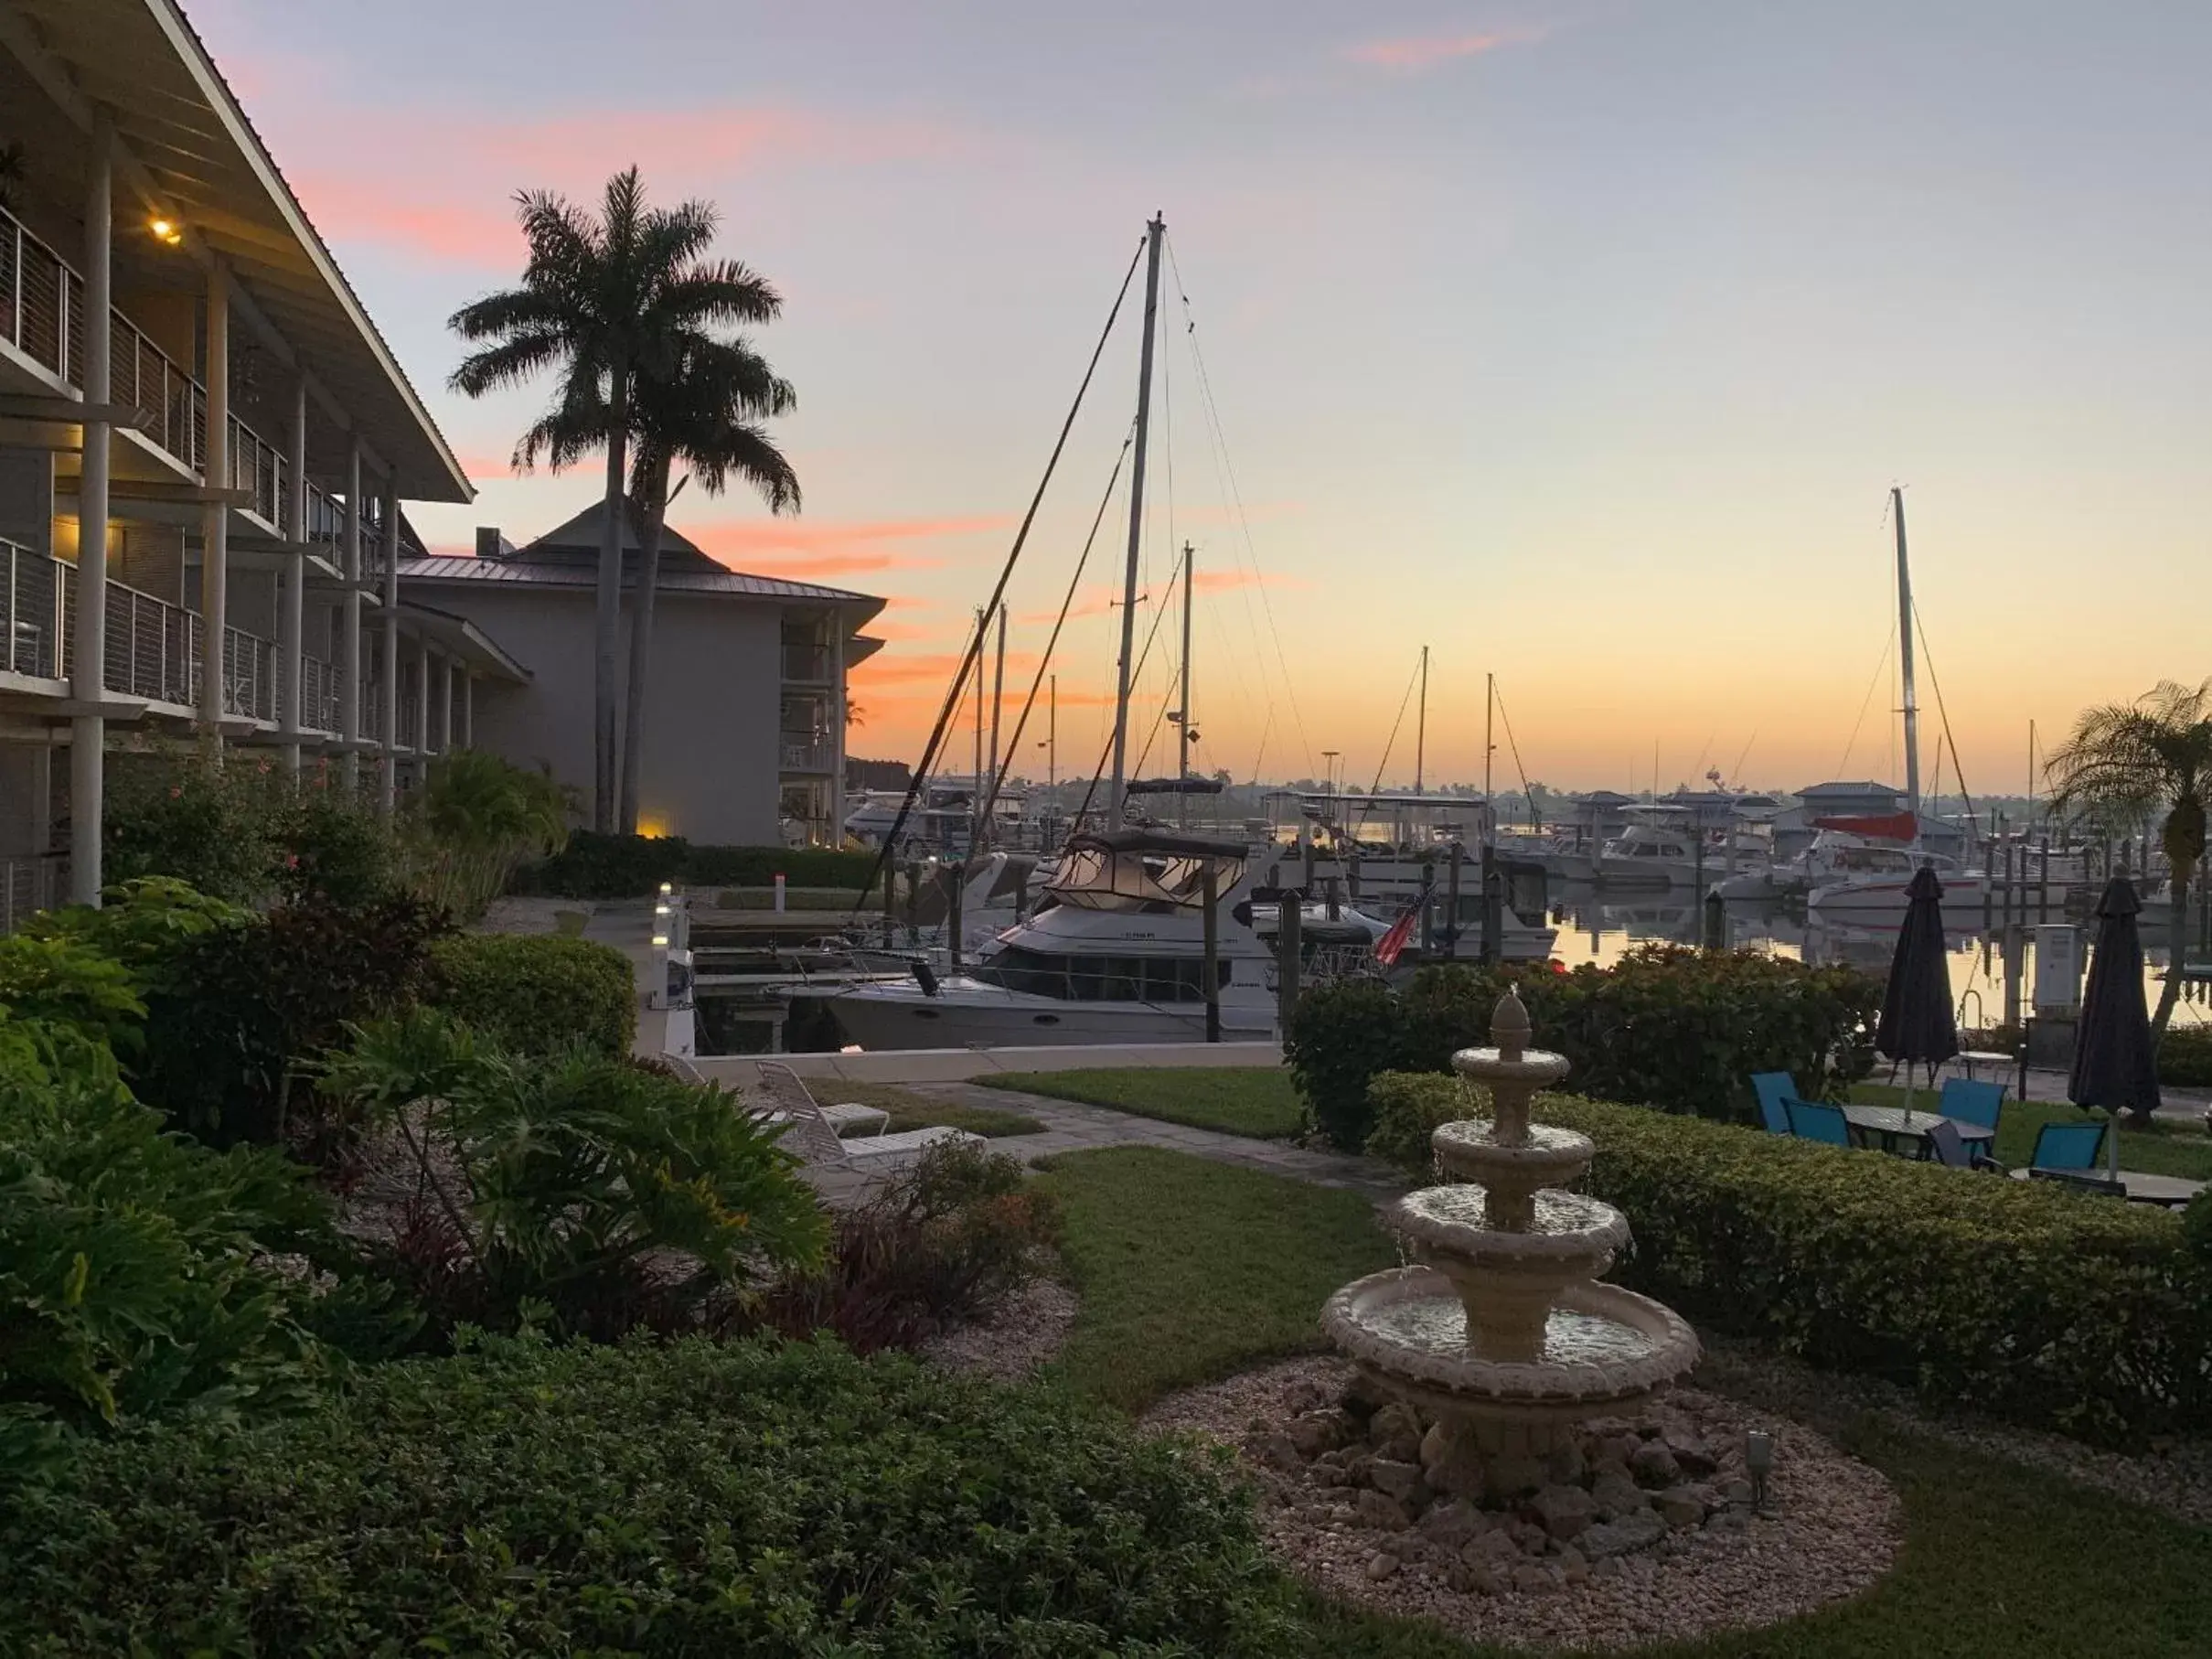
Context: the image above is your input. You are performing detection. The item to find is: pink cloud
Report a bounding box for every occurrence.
[1014,564,1304,626]
[1345,27,1536,72]
[680,513,1009,579]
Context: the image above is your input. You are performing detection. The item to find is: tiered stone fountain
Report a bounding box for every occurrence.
[1323,989,1700,1500]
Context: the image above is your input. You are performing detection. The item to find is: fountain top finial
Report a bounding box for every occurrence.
[1491,988,1531,1063]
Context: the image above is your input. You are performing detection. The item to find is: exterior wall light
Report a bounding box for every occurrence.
[148,216,183,245]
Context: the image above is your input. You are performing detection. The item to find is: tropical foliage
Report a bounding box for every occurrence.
[2046,677,2212,1033]
[450,167,794,832]
[403,748,571,916]
[429,931,636,1056]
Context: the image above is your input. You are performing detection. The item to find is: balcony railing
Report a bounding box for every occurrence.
[1,202,295,503]
[4,535,63,679]
[2,854,69,937]
[780,738,835,773]
[298,652,345,734]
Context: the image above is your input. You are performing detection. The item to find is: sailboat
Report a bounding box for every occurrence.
[830,217,1277,1050]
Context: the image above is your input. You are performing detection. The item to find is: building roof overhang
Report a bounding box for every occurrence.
[0,0,473,503]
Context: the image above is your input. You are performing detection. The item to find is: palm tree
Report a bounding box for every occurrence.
[518,335,801,832]
[446,168,780,832]
[2045,678,2212,1036]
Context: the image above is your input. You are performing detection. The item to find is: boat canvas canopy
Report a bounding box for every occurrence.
[1049,830,1247,911]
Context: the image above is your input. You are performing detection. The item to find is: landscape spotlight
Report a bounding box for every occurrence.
[1744,1430,1775,1510]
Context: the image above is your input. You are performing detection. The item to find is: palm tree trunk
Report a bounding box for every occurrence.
[619,476,669,834]
[593,378,629,834]
[2155,861,2191,1036]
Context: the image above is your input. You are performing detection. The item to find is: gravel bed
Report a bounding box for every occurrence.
[1144,1355,1900,1653]
[919,1276,1079,1383]
[1694,1333,2212,1527]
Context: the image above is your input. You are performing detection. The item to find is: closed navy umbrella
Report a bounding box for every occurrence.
[1876,865,1959,1122]
[2069,876,2160,1182]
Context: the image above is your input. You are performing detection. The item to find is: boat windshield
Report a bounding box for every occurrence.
[970,946,1213,1001]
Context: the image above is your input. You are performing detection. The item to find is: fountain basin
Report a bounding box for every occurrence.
[1389,1186,1627,1268]
[1322,1266,1699,1423]
[1450,1044,1571,1092]
[1431,1120,1593,1188]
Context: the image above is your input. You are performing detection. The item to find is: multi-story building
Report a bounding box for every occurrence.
[0,1,882,932]
[406,506,884,846]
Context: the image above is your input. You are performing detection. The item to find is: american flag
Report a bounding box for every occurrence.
[1373,887,1432,967]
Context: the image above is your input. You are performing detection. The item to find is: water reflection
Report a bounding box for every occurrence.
[1544,883,2201,1029]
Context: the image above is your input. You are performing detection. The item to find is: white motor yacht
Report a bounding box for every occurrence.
[1804,837,1986,912]
[827,830,1277,1049]
[1594,809,1713,886]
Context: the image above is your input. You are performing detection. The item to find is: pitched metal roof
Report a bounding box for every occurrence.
[399,554,883,609]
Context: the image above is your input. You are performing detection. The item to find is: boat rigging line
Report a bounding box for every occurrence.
[1074,538,1189,827]
[1911,603,1979,835]
[1368,651,1427,794]
[1833,622,1896,778]
[972,423,1137,834]
[1164,230,1317,781]
[1491,680,1539,830]
[849,232,1146,910]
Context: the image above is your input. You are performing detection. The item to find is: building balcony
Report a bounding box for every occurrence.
[779,737,836,774]
[1,852,68,938]
[1,202,369,549]
[3,534,278,723]
[781,643,832,683]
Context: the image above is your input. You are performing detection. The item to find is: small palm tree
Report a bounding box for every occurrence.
[447,168,780,832]
[520,334,801,831]
[2045,678,2212,1035]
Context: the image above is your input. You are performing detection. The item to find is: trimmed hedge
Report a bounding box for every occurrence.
[1288,948,1882,1150]
[431,933,636,1056]
[2162,1027,2212,1088]
[0,1334,1294,1655]
[1368,1071,2211,1446]
[514,831,878,899]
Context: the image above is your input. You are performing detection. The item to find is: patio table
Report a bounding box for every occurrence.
[2008,1167,2204,1208]
[1838,1103,1996,1158]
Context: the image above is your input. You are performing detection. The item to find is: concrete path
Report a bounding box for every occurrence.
[797,1079,1405,1208]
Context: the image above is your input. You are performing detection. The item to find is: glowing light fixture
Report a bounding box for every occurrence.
[148,216,182,245]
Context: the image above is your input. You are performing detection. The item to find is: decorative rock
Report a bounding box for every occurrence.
[1663,1426,1719,1475]
[1288,1410,1352,1459]
[1364,1551,1400,1581]
[1578,1507,1669,1559]
[1529,1482,1598,1541]
[1655,1486,1706,1529]
[1418,1498,1488,1548]
[1545,1440,1587,1487]
[1589,1553,1624,1580]
[1725,1478,1756,1506]
[1460,1558,1506,1596]
[1629,1440,1683,1488]
[1512,1562,1562,1595]
[1463,1528,1523,1567]
[1419,1420,1452,1469]
[1257,1432,1303,1472]
[1368,1401,1423,1459]
[1368,1458,1425,1503]
[1590,1471,1648,1520]
[1556,1544,1590,1584]
[1354,1489,1413,1530]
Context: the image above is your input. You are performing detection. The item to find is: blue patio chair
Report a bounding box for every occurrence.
[1937,1076,2005,1136]
[2028,1167,2127,1197]
[1787,1097,1854,1147]
[1924,1118,1999,1172]
[2026,1119,2106,1172]
[1750,1072,1800,1136]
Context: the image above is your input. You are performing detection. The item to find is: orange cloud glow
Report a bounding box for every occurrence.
[680,513,1009,580]
[1345,29,1533,71]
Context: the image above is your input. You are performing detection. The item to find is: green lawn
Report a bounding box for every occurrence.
[1037,1144,2212,1658]
[1849,1083,2212,1179]
[819,1078,1043,1139]
[988,1066,1303,1139]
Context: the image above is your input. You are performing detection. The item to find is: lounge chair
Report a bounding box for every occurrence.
[1787,1097,1854,1147]
[1936,1076,2005,1139]
[1750,1072,1801,1136]
[752,1060,892,1137]
[743,1064,984,1170]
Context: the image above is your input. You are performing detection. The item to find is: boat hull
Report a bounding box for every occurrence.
[828,979,1277,1050]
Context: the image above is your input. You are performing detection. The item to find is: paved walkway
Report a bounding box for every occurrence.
[800,1080,1405,1206]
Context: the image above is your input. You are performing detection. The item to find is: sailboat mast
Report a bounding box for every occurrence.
[1415,646,1427,795]
[1893,485,1921,818]
[989,600,1006,830]
[1177,540,1194,827]
[971,603,987,851]
[1048,673,1057,791]
[1484,672,1495,848]
[1109,213,1166,830]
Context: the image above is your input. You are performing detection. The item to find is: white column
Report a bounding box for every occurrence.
[437,653,454,753]
[278,374,306,771]
[69,116,114,904]
[829,617,848,846]
[340,440,362,787]
[379,478,400,814]
[198,263,230,735]
[413,636,431,782]
[460,670,475,748]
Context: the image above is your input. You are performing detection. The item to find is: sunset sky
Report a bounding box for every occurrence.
[191,0,2212,796]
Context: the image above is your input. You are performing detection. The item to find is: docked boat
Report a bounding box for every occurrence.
[827,830,1277,1049]
[1594,809,1713,886]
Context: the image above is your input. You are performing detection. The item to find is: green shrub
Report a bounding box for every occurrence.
[281,774,400,907]
[1367,1072,2211,1445]
[131,894,450,1151]
[430,931,635,1056]
[404,749,572,918]
[1363,1068,1484,1174]
[2160,1026,2212,1088]
[324,1013,828,1342]
[0,1017,342,1479]
[0,1333,1293,1654]
[1290,947,1881,1145]
[515,830,877,898]
[1283,978,1407,1149]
